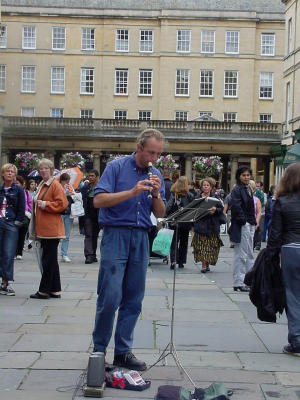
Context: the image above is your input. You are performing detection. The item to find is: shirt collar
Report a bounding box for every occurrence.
[130,152,147,174]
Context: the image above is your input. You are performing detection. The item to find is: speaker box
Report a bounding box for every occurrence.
[87,352,105,387]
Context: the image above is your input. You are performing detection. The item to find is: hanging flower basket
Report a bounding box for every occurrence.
[106,154,130,163]
[60,152,85,169]
[156,154,179,173]
[14,152,40,171]
[192,156,223,178]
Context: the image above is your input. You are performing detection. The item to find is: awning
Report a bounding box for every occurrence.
[283,143,300,167]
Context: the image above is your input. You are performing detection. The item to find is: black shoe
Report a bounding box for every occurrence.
[283,344,300,357]
[170,262,176,270]
[255,246,261,251]
[201,268,207,273]
[49,293,61,298]
[30,291,50,299]
[178,263,184,268]
[113,352,147,371]
[93,257,98,263]
[233,286,250,292]
[206,265,210,272]
[85,256,94,264]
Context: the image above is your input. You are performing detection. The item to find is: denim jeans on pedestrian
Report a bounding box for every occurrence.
[281,243,300,348]
[61,215,74,257]
[93,226,149,355]
[0,219,19,282]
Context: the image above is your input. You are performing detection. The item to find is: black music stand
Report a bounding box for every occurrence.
[146,197,222,387]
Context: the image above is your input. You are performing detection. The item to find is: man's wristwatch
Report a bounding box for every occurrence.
[152,193,161,199]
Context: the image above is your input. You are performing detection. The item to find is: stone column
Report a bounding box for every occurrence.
[92,153,101,174]
[230,156,239,189]
[250,158,257,180]
[184,155,192,181]
[221,156,229,192]
[263,157,270,191]
[1,149,10,165]
[269,159,275,186]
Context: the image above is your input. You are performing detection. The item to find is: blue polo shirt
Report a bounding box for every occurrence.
[95,153,165,229]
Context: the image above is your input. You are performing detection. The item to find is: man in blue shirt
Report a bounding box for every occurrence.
[92,129,166,371]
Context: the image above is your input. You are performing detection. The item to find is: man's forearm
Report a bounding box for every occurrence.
[152,197,166,218]
[93,191,134,208]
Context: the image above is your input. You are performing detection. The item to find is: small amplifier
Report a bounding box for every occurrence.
[86,352,105,387]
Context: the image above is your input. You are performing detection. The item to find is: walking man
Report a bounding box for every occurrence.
[92,129,166,371]
[81,169,100,264]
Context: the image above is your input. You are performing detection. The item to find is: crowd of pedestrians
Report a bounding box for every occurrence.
[0,145,299,359]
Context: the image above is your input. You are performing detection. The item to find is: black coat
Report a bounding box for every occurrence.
[193,192,223,237]
[166,192,194,230]
[244,248,285,323]
[267,194,300,251]
[228,183,255,243]
[81,183,98,219]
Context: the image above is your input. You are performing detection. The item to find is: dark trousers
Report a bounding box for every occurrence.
[254,215,265,249]
[84,216,100,258]
[39,239,61,294]
[0,219,18,281]
[16,225,28,256]
[170,227,190,264]
[281,244,300,347]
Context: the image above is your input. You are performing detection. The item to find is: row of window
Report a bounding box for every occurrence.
[0,25,277,56]
[0,106,272,123]
[0,65,275,99]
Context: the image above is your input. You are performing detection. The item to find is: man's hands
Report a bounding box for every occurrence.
[132,174,161,197]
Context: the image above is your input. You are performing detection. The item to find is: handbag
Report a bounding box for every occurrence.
[71,199,85,218]
[61,195,74,215]
[152,228,174,256]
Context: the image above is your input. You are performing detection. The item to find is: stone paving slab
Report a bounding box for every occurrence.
[238,352,300,372]
[0,369,28,390]
[141,308,246,324]
[146,350,242,368]
[156,321,267,352]
[275,372,300,386]
[0,305,46,317]
[32,352,89,370]
[143,366,275,385]
[0,333,22,351]
[251,323,288,353]
[18,322,94,335]
[0,351,39,368]
[42,306,95,316]
[11,334,92,352]
[0,390,72,399]
[46,315,93,324]
[19,369,83,391]
[261,383,300,399]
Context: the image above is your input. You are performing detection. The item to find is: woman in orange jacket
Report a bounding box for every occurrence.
[29,158,68,299]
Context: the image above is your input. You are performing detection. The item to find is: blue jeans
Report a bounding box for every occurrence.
[281,244,300,347]
[61,215,73,257]
[93,226,149,355]
[0,219,19,281]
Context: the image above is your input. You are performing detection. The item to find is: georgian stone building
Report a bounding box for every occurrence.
[0,0,285,188]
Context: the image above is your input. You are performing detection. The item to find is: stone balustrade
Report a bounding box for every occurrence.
[0,116,282,142]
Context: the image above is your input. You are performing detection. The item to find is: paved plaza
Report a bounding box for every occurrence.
[0,221,299,399]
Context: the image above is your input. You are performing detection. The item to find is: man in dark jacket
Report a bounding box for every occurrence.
[81,169,100,264]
